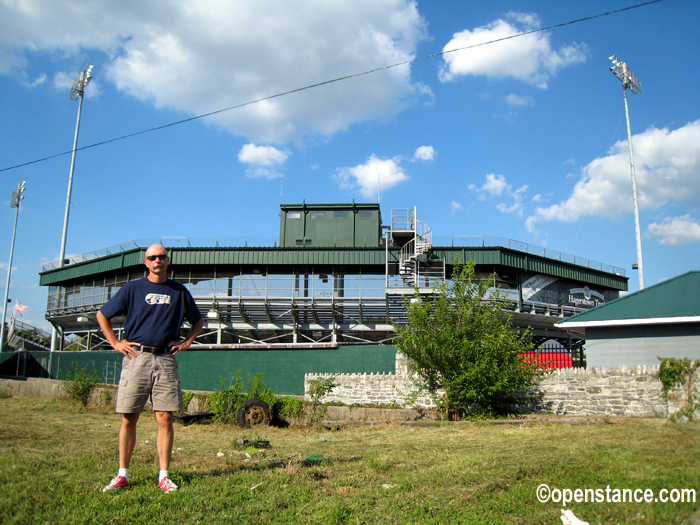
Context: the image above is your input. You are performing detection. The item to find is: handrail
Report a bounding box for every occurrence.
[41,237,279,271]
[444,236,626,276]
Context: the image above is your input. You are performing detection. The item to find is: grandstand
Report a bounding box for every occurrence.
[3,318,51,351]
[39,203,627,357]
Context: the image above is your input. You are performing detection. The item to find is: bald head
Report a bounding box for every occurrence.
[146,244,167,256]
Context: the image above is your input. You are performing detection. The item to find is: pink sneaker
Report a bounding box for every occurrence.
[158,476,178,494]
[101,475,129,492]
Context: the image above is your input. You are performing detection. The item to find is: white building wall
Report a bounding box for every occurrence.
[584,324,700,368]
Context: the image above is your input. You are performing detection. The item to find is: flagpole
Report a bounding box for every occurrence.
[1,181,26,352]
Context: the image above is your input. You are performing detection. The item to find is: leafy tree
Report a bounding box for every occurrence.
[394,260,545,419]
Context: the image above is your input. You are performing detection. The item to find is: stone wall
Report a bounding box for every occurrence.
[305,353,700,418]
[540,366,668,417]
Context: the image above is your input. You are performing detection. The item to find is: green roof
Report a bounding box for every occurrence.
[38,244,629,289]
[558,270,700,328]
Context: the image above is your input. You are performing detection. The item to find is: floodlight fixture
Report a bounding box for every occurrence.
[10,181,25,208]
[609,54,642,94]
[609,53,645,290]
[69,63,93,100]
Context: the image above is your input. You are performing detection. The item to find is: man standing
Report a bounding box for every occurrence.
[97,244,204,494]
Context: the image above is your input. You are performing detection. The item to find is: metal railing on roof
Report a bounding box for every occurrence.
[41,237,279,271]
[439,236,626,276]
[42,235,625,277]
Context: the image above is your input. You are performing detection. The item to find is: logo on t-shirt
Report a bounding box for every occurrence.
[145,293,172,305]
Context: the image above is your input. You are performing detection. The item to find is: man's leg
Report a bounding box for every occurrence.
[102,412,140,492]
[119,412,141,468]
[155,411,178,493]
[155,411,174,471]
[151,355,181,492]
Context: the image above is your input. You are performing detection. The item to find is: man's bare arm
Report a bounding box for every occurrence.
[96,311,141,359]
[168,317,205,355]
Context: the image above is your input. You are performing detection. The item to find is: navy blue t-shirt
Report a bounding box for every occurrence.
[99,278,202,347]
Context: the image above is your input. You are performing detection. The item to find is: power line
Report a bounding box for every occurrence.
[0,0,664,174]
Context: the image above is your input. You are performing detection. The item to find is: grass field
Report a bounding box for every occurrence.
[0,396,698,524]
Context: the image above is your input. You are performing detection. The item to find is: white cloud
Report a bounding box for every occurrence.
[21,73,47,88]
[238,143,289,179]
[496,184,528,217]
[470,174,528,216]
[526,120,700,233]
[335,154,408,198]
[0,0,429,144]
[413,145,436,162]
[473,173,508,199]
[505,93,533,107]
[450,200,462,212]
[439,12,587,88]
[647,215,700,246]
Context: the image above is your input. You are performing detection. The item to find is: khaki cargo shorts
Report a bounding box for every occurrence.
[115,351,183,413]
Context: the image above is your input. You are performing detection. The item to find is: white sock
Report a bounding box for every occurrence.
[118,468,129,480]
[159,470,169,482]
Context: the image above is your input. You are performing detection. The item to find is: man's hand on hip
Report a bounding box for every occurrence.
[114,340,141,359]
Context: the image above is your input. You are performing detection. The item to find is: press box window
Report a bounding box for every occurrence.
[310,212,325,219]
[288,212,301,219]
[357,211,372,218]
[334,211,348,219]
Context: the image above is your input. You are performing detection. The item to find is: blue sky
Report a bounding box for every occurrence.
[1,0,698,330]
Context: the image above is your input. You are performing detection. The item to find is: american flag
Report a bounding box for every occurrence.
[14,302,27,316]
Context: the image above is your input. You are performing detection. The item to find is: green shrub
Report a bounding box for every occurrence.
[307,375,338,420]
[206,371,305,424]
[63,363,101,407]
[101,389,112,406]
[182,391,195,412]
[271,395,305,419]
[206,372,246,421]
[657,357,700,420]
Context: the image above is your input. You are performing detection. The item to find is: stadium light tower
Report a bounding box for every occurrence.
[59,63,93,267]
[0,181,26,352]
[50,63,93,354]
[609,54,645,290]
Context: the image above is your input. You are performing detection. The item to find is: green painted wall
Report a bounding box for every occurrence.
[278,203,382,248]
[178,345,396,395]
[1,345,397,396]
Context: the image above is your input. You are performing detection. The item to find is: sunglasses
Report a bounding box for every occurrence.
[146,254,168,261]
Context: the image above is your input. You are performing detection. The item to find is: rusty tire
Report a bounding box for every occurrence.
[236,398,272,428]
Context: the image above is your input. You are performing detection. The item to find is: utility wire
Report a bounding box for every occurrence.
[0,0,664,174]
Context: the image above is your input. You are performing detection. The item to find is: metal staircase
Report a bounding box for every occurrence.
[391,208,444,288]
